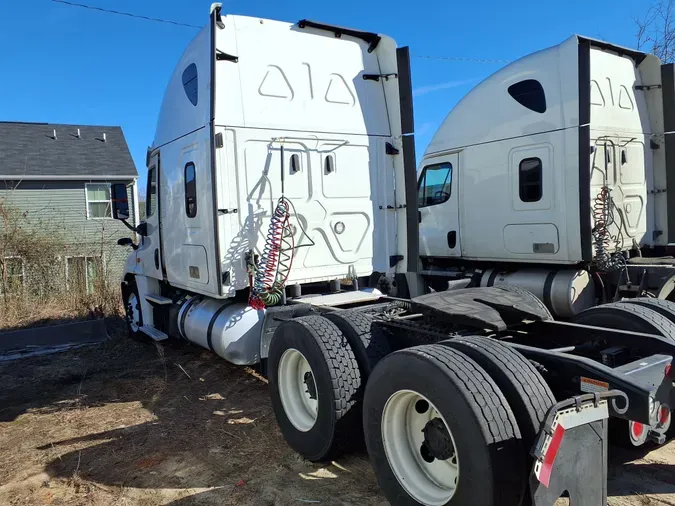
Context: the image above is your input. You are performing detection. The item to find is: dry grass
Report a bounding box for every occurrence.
[0,324,386,506]
[0,199,123,330]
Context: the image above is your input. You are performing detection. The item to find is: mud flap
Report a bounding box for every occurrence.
[530,390,628,506]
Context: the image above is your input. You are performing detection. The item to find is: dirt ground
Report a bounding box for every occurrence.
[1,318,674,506]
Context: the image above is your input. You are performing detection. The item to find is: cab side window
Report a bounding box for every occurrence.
[185,163,197,218]
[519,157,542,203]
[418,163,452,208]
[146,166,157,217]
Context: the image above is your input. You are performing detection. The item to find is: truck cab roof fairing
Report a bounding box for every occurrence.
[153,25,211,150]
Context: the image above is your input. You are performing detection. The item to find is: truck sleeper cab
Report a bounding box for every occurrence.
[115,7,414,364]
[418,36,675,318]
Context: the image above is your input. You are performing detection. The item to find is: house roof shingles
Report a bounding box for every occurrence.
[0,122,138,179]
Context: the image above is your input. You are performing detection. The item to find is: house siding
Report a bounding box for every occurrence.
[0,179,137,283]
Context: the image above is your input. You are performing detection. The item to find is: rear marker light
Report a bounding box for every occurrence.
[660,406,670,426]
[631,421,644,439]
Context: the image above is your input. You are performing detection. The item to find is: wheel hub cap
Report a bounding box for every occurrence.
[381,390,458,505]
[126,293,140,332]
[422,418,455,461]
[304,371,317,400]
[278,349,319,432]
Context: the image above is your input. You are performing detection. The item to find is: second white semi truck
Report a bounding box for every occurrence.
[111,5,675,505]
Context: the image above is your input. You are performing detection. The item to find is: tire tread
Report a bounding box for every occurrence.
[324,310,391,375]
[294,315,361,420]
[411,344,521,443]
[575,301,675,339]
[443,336,555,446]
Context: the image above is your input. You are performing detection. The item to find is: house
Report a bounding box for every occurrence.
[0,122,139,295]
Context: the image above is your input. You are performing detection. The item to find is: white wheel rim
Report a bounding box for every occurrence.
[382,390,459,505]
[127,293,141,332]
[278,349,319,432]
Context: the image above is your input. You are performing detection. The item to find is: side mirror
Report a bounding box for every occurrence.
[111,183,130,220]
[117,237,139,250]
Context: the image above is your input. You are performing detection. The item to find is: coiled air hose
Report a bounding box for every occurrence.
[591,140,629,275]
[249,197,295,309]
[249,143,313,309]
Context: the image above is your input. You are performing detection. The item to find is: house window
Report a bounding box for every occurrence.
[418,162,453,208]
[86,183,112,219]
[185,162,197,218]
[0,257,25,295]
[182,63,199,106]
[519,157,543,202]
[147,167,157,217]
[508,79,547,113]
[66,256,103,294]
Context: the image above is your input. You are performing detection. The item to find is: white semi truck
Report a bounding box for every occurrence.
[111,5,675,505]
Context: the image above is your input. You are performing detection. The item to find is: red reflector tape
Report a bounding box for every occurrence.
[539,424,565,488]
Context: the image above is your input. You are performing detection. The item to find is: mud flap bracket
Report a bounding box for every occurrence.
[530,390,628,506]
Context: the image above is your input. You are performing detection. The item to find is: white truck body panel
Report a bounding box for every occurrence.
[421,37,581,264]
[137,11,408,299]
[420,36,667,265]
[589,48,665,251]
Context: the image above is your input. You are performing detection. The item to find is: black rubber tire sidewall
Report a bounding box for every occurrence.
[573,304,675,337]
[364,348,524,506]
[123,279,144,341]
[619,298,675,341]
[268,321,342,461]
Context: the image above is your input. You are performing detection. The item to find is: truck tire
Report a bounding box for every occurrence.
[618,298,675,340]
[573,301,675,340]
[122,278,144,341]
[268,315,361,461]
[441,336,556,451]
[364,344,526,506]
[323,310,391,377]
[495,285,554,321]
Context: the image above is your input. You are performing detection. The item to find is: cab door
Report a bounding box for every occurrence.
[418,154,461,257]
[138,152,164,280]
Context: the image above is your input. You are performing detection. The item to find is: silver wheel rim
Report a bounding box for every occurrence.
[127,293,141,332]
[278,348,319,432]
[382,390,459,505]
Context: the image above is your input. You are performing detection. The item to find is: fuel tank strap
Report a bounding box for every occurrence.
[206,302,235,351]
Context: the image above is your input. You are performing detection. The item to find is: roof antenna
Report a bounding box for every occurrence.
[103,132,107,142]
[77,128,81,139]
[52,129,57,140]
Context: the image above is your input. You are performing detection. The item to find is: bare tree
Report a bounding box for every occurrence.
[637,0,675,62]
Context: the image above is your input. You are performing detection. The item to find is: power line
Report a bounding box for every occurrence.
[51,1,510,64]
[51,0,201,29]
[414,55,510,64]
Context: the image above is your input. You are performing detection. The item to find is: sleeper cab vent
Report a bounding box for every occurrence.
[508,79,546,114]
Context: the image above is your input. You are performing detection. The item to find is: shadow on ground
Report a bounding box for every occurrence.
[0,317,384,505]
[1,316,674,505]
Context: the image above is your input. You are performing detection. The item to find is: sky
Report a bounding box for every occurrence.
[0,0,652,190]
